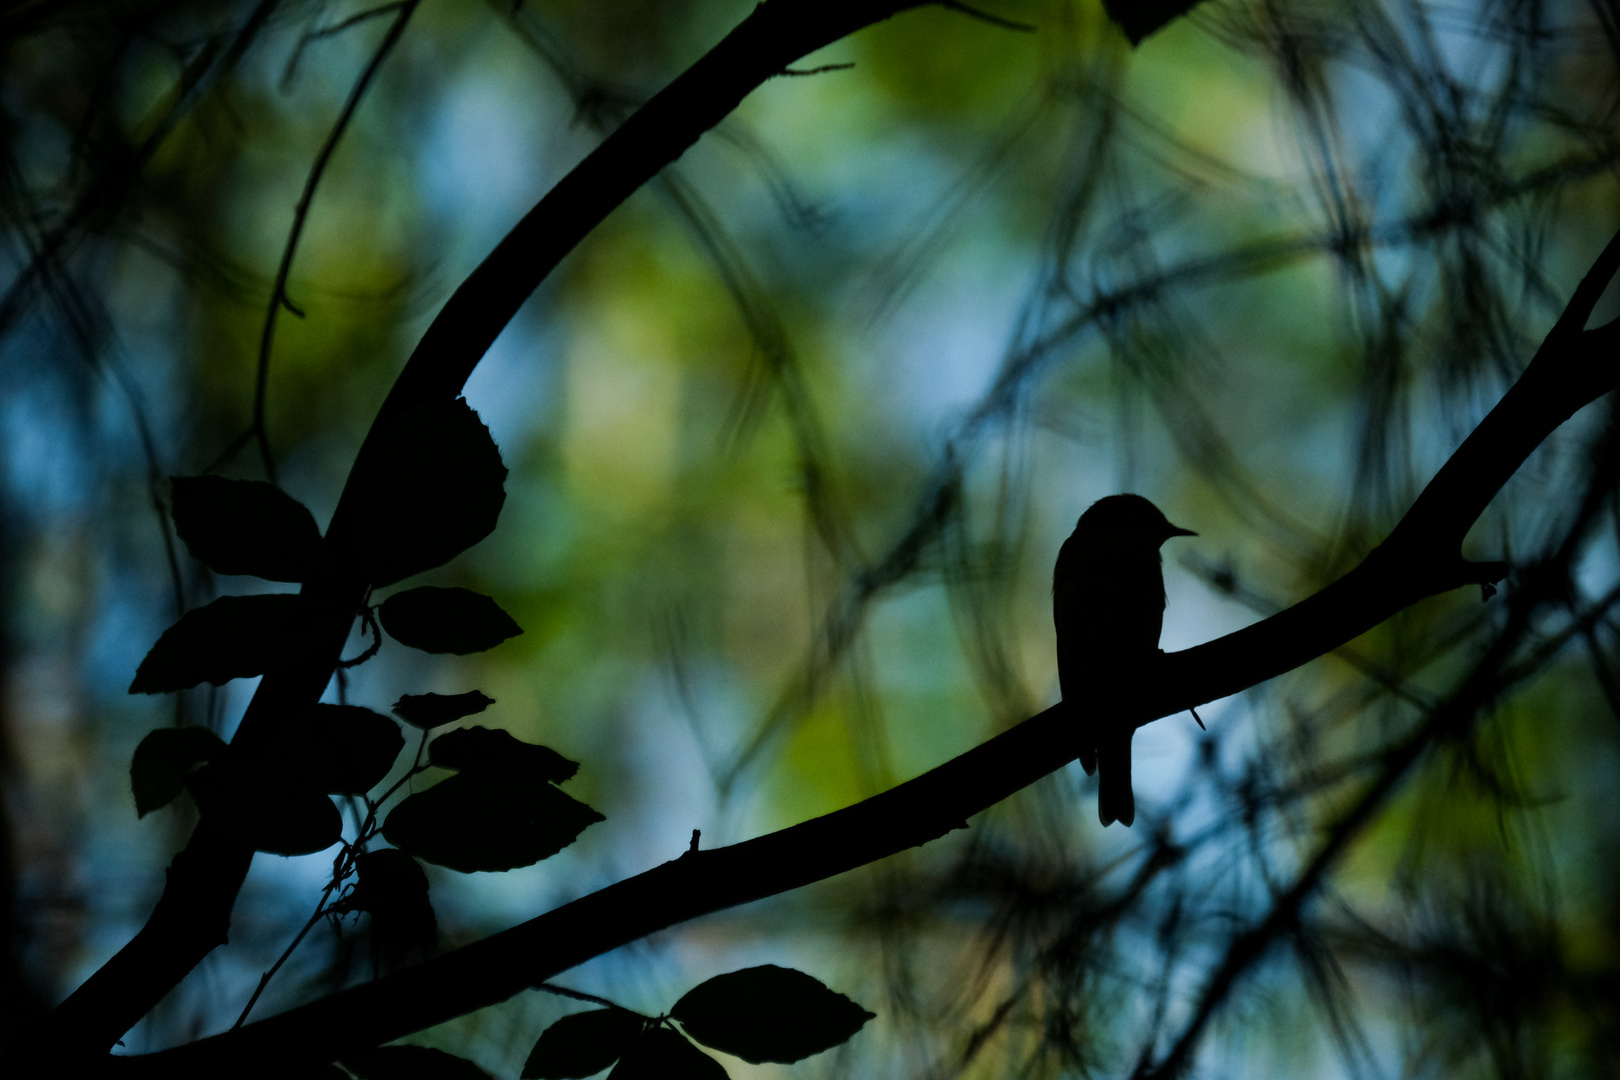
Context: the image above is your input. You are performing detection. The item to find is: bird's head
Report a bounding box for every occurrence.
[1075,494,1196,549]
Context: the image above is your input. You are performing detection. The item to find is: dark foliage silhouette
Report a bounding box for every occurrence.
[390,691,496,730]
[521,966,873,1080]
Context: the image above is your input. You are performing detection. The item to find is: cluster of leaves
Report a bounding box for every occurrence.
[313,967,872,1080]
[131,703,401,854]
[131,399,518,695]
[120,385,872,1077]
[519,967,874,1080]
[126,400,601,991]
[380,719,603,874]
[129,680,602,966]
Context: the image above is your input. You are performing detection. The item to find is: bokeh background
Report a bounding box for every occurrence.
[4,0,1620,1076]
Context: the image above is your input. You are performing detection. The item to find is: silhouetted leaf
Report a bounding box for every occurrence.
[343,1045,493,1080]
[189,762,341,856]
[392,691,494,730]
[130,726,226,816]
[338,849,437,961]
[523,1008,646,1079]
[349,848,429,906]
[1101,0,1206,44]
[129,594,307,694]
[382,773,603,873]
[430,726,578,784]
[377,586,522,655]
[170,475,327,582]
[608,1028,726,1080]
[348,399,507,588]
[236,706,401,797]
[670,966,875,1064]
[293,705,405,794]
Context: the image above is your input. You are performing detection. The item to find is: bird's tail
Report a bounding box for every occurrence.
[1096,730,1135,827]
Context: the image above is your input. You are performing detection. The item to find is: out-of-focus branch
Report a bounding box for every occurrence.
[0,0,284,345]
[1147,231,1620,717]
[250,0,421,484]
[116,233,1620,1075]
[35,0,932,1063]
[1138,528,1620,1080]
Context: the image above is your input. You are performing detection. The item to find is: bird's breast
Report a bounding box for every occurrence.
[1053,543,1167,660]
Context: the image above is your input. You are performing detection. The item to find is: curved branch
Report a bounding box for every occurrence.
[120,233,1620,1075]
[42,0,1620,1062]
[1148,229,1620,717]
[344,0,928,436]
[37,0,931,1061]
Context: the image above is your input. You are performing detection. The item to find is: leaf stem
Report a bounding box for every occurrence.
[231,730,430,1029]
[232,875,345,1030]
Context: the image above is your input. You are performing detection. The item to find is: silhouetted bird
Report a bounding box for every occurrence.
[1054,494,1195,827]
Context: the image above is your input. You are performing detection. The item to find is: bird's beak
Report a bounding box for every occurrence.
[1167,524,1197,538]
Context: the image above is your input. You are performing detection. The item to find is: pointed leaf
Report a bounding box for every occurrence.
[382,773,603,873]
[343,1046,493,1080]
[293,705,405,794]
[130,726,226,816]
[608,1028,726,1080]
[348,399,507,588]
[377,587,522,655]
[392,691,494,730]
[347,848,430,909]
[188,761,341,856]
[523,1009,646,1080]
[430,726,578,784]
[129,594,307,694]
[1101,0,1206,45]
[169,476,327,582]
[671,966,874,1064]
[338,849,437,961]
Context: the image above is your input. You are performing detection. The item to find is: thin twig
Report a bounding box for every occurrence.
[779,62,855,76]
[936,0,1037,32]
[337,606,383,668]
[232,877,346,1030]
[1136,549,1620,1079]
[282,1,412,86]
[1582,624,1620,720]
[201,427,255,475]
[252,0,420,483]
[0,0,282,349]
[232,728,431,1028]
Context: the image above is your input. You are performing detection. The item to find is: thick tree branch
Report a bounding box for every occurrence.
[36,0,930,1060]
[116,233,1620,1074]
[1140,569,1620,1080]
[40,0,1620,1063]
[350,0,927,435]
[1148,229,1620,718]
